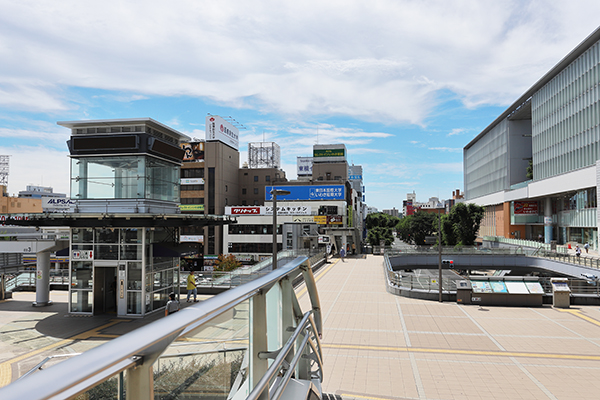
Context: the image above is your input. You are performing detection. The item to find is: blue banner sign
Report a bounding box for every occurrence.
[266,185,345,201]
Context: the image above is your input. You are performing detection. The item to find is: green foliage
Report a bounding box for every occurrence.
[442,203,485,246]
[365,213,399,246]
[365,212,399,230]
[526,159,533,180]
[395,212,436,245]
[214,254,242,272]
[367,226,395,246]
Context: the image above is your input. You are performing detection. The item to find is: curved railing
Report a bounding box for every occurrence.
[0,256,324,400]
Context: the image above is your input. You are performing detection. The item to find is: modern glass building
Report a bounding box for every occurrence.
[52,119,232,316]
[464,26,600,248]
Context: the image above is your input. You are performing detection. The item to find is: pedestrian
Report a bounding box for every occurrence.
[186,269,199,303]
[352,243,356,255]
[165,293,180,316]
[584,243,590,253]
[575,245,581,258]
[538,233,543,242]
[340,247,345,261]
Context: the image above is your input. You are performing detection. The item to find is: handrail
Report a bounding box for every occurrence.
[247,311,322,400]
[0,255,321,400]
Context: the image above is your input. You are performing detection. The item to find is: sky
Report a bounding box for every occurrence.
[1,1,599,211]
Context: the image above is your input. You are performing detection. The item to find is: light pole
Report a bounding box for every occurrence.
[271,189,290,269]
[438,207,443,302]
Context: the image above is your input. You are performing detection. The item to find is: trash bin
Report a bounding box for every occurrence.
[551,278,570,308]
[456,280,472,305]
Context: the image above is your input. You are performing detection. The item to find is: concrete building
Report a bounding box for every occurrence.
[1,185,42,214]
[463,26,600,248]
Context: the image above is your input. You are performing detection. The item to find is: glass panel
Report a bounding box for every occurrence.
[70,290,93,313]
[155,300,249,398]
[96,228,119,243]
[127,262,142,290]
[94,245,119,260]
[70,156,145,200]
[127,291,142,315]
[153,289,168,310]
[121,228,142,244]
[71,228,93,243]
[71,261,93,289]
[121,245,142,260]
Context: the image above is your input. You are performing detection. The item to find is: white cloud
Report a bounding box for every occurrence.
[1,0,598,122]
[447,128,466,136]
[0,146,70,195]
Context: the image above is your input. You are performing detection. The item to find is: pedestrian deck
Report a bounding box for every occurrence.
[302,254,600,400]
[3,255,600,399]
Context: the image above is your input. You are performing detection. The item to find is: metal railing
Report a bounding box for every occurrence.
[384,250,600,297]
[0,255,324,400]
[3,269,70,292]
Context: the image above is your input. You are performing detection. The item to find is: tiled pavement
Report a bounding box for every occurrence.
[301,255,600,400]
[3,255,600,399]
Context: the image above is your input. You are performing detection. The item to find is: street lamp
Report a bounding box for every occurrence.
[271,189,291,269]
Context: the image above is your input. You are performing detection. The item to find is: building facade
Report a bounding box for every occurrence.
[464,26,600,248]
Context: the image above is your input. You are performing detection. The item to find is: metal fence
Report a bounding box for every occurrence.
[0,255,324,400]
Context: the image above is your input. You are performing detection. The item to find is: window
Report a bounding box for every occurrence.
[254,188,259,195]
[242,188,247,195]
[254,200,259,205]
[254,176,258,182]
[225,185,228,192]
[266,175,271,182]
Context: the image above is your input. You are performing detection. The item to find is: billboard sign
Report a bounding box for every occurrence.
[42,197,75,211]
[265,185,345,201]
[205,115,239,150]
[313,148,345,158]
[514,201,538,215]
[348,174,362,180]
[225,206,312,216]
[297,157,313,176]
[180,142,204,162]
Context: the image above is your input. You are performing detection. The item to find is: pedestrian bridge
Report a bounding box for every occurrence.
[0,255,325,399]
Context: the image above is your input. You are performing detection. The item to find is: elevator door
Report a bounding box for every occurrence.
[93,266,117,315]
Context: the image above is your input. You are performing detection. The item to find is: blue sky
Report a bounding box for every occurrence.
[1,1,599,211]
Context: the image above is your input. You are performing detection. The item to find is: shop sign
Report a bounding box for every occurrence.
[179,204,205,211]
[314,216,327,224]
[180,235,203,243]
[180,178,204,185]
[327,215,343,225]
[514,201,538,215]
[293,216,315,223]
[264,206,311,215]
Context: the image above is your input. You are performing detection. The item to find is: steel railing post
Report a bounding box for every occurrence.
[281,277,295,366]
[249,291,268,398]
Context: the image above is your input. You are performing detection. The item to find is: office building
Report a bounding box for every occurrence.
[463,27,600,247]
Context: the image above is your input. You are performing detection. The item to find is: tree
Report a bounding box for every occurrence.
[214,254,242,272]
[395,212,436,245]
[442,203,485,246]
[365,213,398,246]
[526,159,533,180]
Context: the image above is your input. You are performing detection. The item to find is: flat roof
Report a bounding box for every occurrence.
[465,25,600,150]
[57,118,191,142]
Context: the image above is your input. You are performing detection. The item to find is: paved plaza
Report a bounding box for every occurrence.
[305,255,600,400]
[3,255,600,399]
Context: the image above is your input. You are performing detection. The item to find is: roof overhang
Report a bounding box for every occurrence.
[3,213,236,229]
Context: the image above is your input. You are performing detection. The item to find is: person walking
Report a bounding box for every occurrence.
[575,245,582,258]
[165,293,180,316]
[584,242,590,253]
[186,269,199,303]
